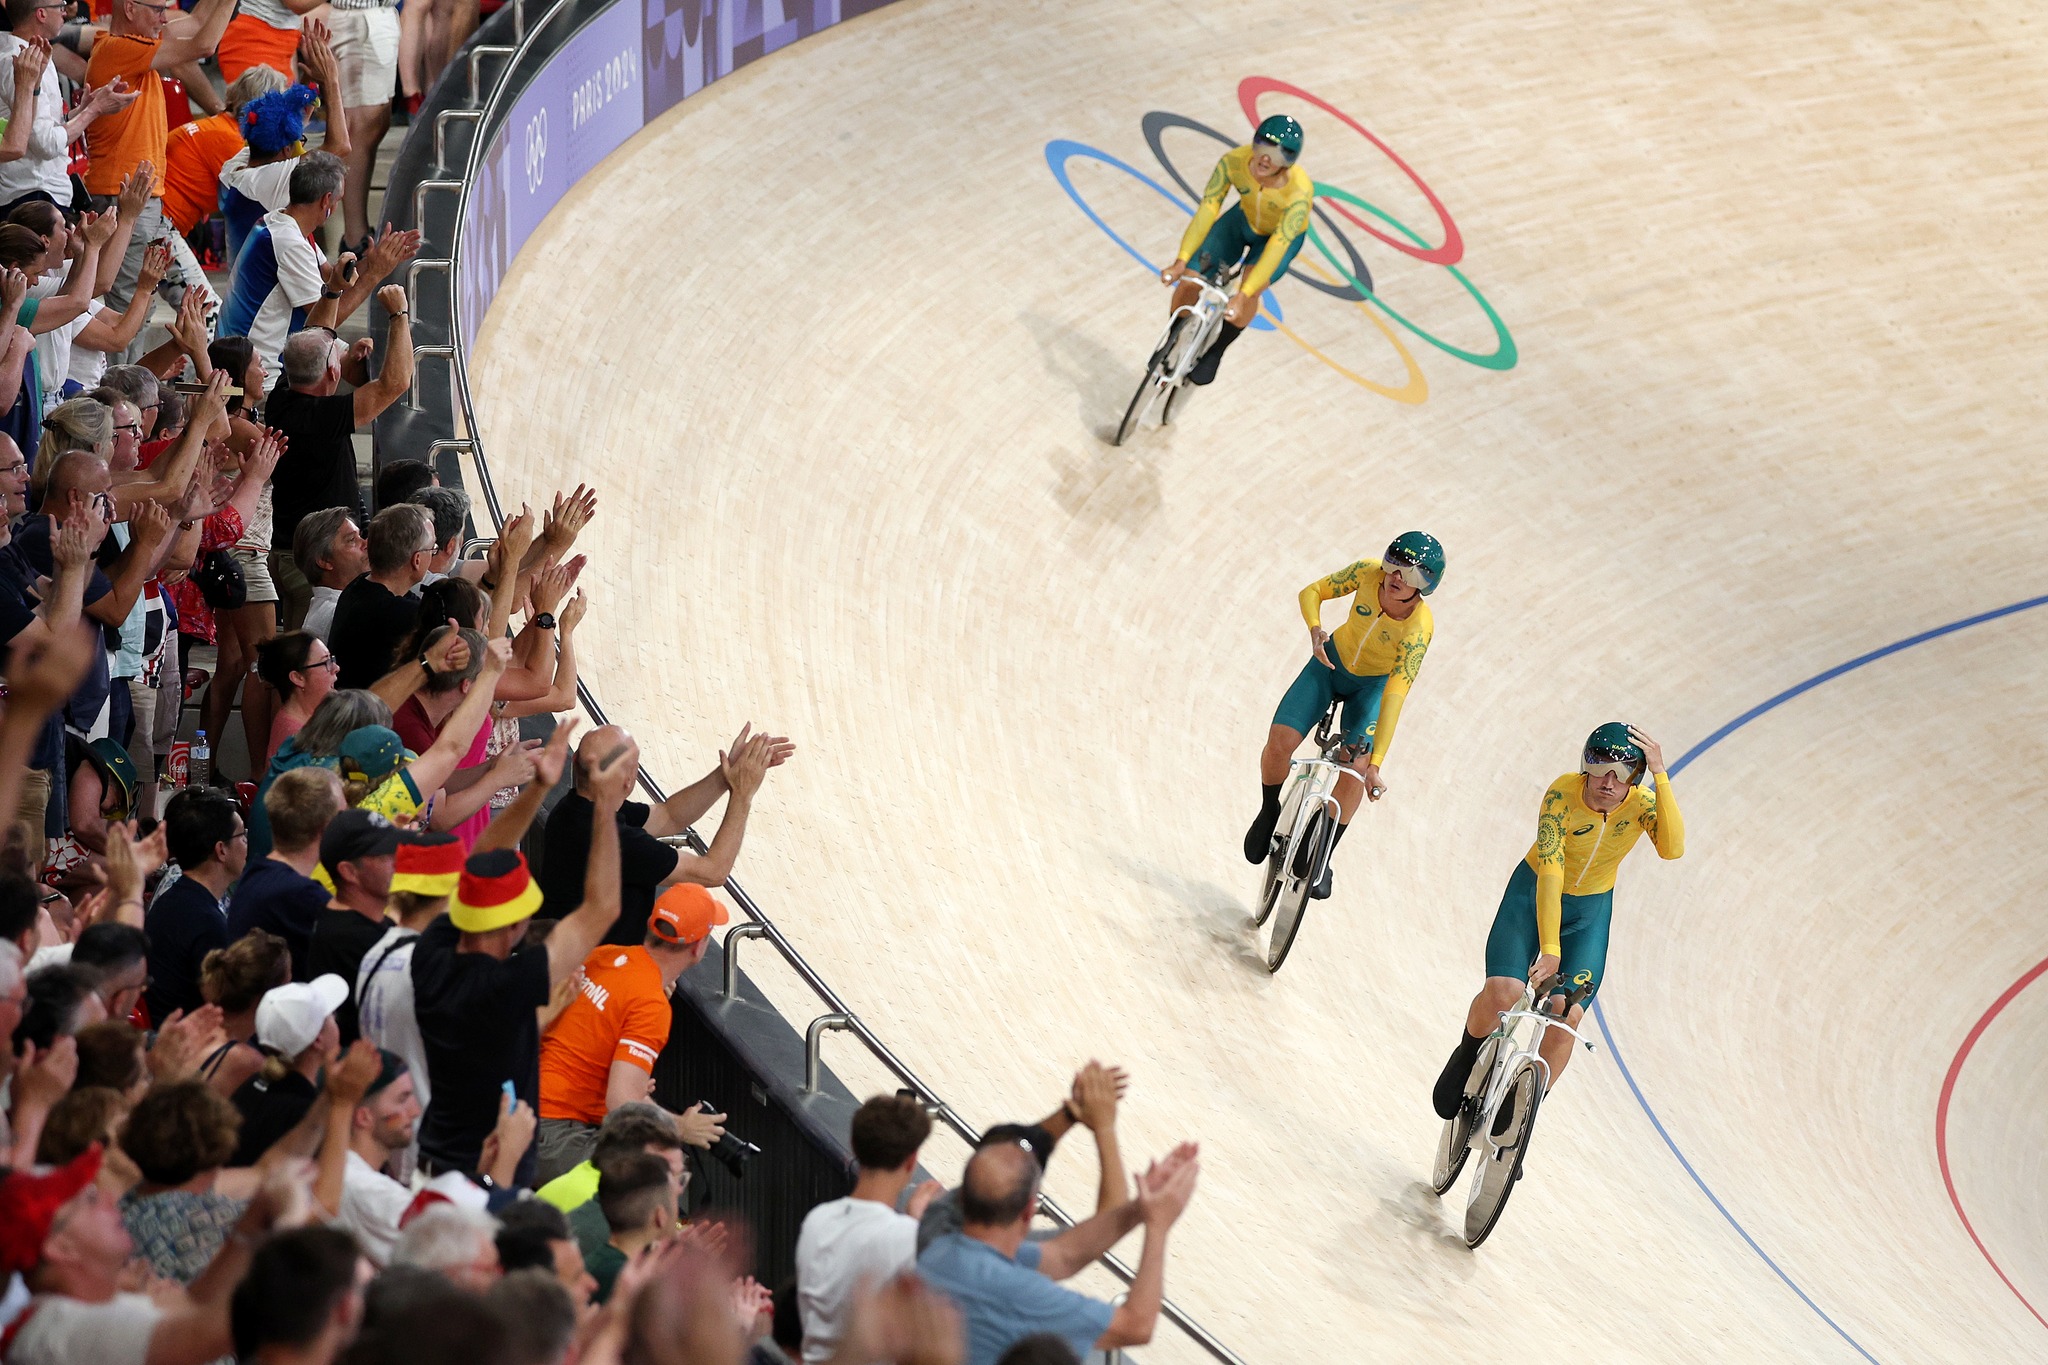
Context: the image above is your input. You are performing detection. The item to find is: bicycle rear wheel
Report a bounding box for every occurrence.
[1463,1059,1544,1248]
[1431,1037,1498,1195]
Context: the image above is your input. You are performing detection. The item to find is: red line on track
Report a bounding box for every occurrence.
[1935,952,2048,1332]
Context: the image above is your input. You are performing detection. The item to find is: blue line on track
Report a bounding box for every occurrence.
[1589,590,2048,1362]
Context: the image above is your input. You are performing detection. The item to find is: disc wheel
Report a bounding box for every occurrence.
[1431,1037,1498,1195]
[1463,1058,1544,1248]
[1161,373,1192,425]
[1253,786,1306,928]
[1262,810,1329,973]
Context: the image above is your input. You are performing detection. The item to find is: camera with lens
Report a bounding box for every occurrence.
[707,1129,759,1180]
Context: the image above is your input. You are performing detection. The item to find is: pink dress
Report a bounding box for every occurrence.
[392,696,495,848]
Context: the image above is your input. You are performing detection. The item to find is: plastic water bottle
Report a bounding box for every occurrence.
[190,731,211,790]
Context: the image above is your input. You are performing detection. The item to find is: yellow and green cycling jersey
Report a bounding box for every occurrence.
[1296,558,1433,765]
[1177,145,1315,296]
[1524,771,1685,955]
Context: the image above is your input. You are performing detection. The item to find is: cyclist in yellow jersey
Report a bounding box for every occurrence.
[1158,114,1315,386]
[1431,724,1685,1123]
[1243,532,1444,901]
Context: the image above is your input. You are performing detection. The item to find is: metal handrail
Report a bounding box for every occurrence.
[425,13,1247,1365]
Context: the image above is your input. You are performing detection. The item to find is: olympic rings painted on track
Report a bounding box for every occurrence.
[1310,184,1517,372]
[1272,255,1429,404]
[1043,139,1280,334]
[1239,75,1465,266]
[1139,110,1374,303]
[1046,82,1515,401]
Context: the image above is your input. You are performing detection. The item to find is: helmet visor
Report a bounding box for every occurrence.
[1382,555,1429,593]
[1250,137,1298,167]
[1582,755,1641,782]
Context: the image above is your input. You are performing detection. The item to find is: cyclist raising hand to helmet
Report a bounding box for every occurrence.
[1431,724,1685,1123]
[1159,113,1314,386]
[1243,532,1445,901]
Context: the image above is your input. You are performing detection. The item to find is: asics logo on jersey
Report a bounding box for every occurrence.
[1572,824,1595,837]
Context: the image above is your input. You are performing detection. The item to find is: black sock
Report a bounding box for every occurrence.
[1431,1028,1488,1119]
[1330,820,1349,850]
[1188,320,1246,384]
[1243,783,1285,863]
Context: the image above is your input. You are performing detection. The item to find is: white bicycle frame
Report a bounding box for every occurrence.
[1473,981,1597,1147]
[1275,712,1375,870]
[1151,270,1238,383]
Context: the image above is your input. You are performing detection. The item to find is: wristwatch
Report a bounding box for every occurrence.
[532,611,556,631]
[418,654,438,684]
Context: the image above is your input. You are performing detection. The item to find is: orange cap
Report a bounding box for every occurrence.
[649,883,729,946]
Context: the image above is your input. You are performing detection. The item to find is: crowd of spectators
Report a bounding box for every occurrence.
[0,7,1209,1365]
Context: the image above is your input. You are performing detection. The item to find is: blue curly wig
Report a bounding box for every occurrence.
[240,85,318,157]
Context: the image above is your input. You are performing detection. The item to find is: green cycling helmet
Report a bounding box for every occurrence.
[1582,722,1645,782]
[1382,530,1444,595]
[1252,114,1305,164]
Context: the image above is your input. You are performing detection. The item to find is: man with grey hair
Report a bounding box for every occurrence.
[409,484,469,583]
[330,502,433,689]
[95,364,161,439]
[266,287,415,629]
[391,1204,502,1292]
[292,507,370,641]
[219,150,348,375]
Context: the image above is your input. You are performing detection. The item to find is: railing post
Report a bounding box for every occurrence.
[408,345,455,411]
[412,179,465,231]
[720,923,768,1000]
[802,1013,854,1094]
[468,45,518,102]
[433,108,484,170]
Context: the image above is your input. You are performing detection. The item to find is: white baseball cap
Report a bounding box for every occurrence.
[255,974,349,1058]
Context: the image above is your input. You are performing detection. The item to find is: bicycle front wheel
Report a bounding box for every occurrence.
[1431,1037,1498,1195]
[1114,366,1163,446]
[1253,783,1308,927]
[1463,1059,1544,1248]
[1263,809,1329,973]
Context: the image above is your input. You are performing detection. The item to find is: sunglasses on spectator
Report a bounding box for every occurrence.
[90,491,113,521]
[114,423,142,437]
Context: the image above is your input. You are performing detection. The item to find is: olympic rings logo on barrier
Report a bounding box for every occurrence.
[1044,77,1516,404]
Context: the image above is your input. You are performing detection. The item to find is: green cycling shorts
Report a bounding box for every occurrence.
[1483,859,1614,1002]
[1272,650,1385,749]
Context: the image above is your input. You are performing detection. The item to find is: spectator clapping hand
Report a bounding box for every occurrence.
[730,1275,773,1343]
[81,206,120,252]
[539,484,597,558]
[558,588,588,638]
[361,224,425,280]
[136,240,172,296]
[146,1005,227,1082]
[299,17,340,90]
[83,76,139,119]
[243,1157,319,1235]
[10,1035,78,1114]
[118,161,153,220]
[717,724,785,800]
[1133,1141,1200,1229]
[238,428,284,486]
[1068,1060,1128,1133]
[488,737,543,791]
[11,39,48,96]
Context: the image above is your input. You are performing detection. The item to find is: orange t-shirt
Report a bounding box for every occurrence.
[538,945,673,1125]
[161,111,242,234]
[84,34,167,197]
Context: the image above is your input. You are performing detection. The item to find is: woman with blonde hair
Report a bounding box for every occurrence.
[30,394,111,504]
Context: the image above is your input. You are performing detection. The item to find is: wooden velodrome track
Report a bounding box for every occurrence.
[466,1,2048,1359]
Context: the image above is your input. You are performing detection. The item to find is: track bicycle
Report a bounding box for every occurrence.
[1113,264,1240,446]
[1431,969,1598,1248]
[1251,699,1376,973]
